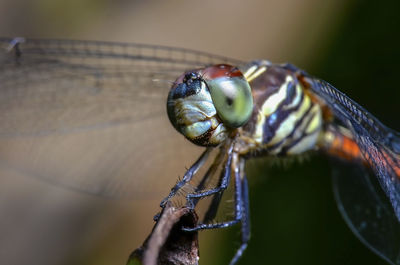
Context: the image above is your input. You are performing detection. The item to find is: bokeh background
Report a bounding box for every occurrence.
[1,0,399,265]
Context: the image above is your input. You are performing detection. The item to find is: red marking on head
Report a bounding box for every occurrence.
[201,64,243,80]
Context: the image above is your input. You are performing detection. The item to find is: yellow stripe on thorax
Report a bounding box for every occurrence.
[251,75,295,144]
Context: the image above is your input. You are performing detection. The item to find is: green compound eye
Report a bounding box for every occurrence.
[207,76,253,128]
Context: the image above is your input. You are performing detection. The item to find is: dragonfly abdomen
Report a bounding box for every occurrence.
[318,125,364,162]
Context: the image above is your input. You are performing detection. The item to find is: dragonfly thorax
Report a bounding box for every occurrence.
[240,62,323,156]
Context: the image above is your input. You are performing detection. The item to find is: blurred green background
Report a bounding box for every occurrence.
[0,0,399,265]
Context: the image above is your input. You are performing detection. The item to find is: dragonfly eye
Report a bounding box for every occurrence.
[204,65,253,128]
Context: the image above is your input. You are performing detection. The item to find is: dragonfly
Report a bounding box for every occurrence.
[1,37,400,265]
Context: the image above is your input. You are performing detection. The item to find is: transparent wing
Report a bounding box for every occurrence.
[0,37,242,198]
[303,76,400,264]
[306,77,400,218]
[332,159,400,265]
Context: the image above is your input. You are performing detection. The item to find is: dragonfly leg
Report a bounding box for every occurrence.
[184,155,251,265]
[185,149,233,209]
[229,161,250,265]
[201,175,226,223]
[189,147,228,209]
[159,148,212,208]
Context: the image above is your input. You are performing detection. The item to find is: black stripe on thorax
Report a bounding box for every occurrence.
[242,66,291,134]
[262,82,303,144]
[277,103,315,155]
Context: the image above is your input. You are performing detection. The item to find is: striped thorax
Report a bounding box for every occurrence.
[239,61,323,156]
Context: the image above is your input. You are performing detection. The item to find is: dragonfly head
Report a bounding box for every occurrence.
[167,64,253,146]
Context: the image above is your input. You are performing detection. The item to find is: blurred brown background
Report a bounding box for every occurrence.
[0,0,399,265]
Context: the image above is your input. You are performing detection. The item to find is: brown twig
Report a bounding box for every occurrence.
[128,202,199,265]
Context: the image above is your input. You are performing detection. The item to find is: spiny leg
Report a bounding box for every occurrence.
[160,148,212,208]
[185,145,234,210]
[183,151,244,230]
[201,144,237,223]
[229,157,250,265]
[183,154,251,265]
[202,182,225,223]
[190,147,227,209]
